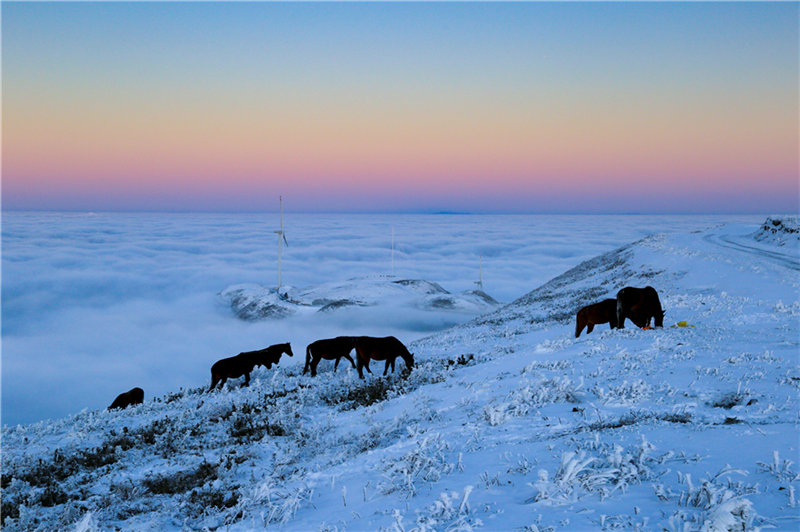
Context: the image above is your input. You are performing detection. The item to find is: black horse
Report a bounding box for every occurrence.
[575,298,618,337]
[208,343,293,391]
[616,286,665,329]
[355,336,414,379]
[304,336,359,377]
[108,387,144,410]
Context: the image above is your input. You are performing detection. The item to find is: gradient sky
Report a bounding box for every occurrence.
[2,2,798,213]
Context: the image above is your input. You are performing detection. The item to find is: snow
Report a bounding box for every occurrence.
[2,215,799,530]
[219,276,499,321]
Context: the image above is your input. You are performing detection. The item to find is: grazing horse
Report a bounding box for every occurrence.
[616,286,665,329]
[575,298,618,338]
[208,343,293,391]
[108,387,144,410]
[304,336,359,377]
[354,336,414,379]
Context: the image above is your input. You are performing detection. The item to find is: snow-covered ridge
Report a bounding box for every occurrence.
[754,216,799,246]
[2,219,798,531]
[219,275,499,321]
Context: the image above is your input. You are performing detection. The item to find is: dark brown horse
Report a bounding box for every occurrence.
[304,336,358,377]
[616,286,665,329]
[575,299,618,337]
[208,343,293,391]
[355,336,414,379]
[108,387,144,410]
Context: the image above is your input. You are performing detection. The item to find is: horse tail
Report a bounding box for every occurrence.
[575,311,584,338]
[304,344,312,374]
[616,290,626,328]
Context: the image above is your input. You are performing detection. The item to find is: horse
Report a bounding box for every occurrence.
[354,336,414,379]
[108,387,144,410]
[304,336,359,377]
[208,343,293,391]
[616,286,665,329]
[575,298,618,338]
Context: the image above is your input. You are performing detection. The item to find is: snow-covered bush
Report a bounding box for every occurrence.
[529,437,660,505]
[484,376,583,426]
[380,433,454,497]
[412,486,482,531]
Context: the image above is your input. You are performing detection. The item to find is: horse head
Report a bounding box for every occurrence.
[283,343,294,357]
[655,310,666,328]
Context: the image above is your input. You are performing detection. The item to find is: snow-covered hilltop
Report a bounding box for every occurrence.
[2,219,798,531]
[219,276,498,321]
[754,216,800,247]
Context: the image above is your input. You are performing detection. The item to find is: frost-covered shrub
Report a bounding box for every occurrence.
[756,450,799,482]
[661,466,762,531]
[592,379,653,406]
[484,377,582,425]
[709,392,750,410]
[380,433,454,496]
[530,437,659,505]
[142,461,218,495]
[244,482,314,525]
[228,412,286,443]
[522,359,572,375]
[412,486,482,531]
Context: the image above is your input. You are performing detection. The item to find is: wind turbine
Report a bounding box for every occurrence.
[274,196,288,291]
[474,254,484,291]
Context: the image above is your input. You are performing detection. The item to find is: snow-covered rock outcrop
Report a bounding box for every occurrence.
[753,215,799,246]
[219,275,499,320]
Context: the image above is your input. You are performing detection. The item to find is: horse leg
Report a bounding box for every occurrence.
[209,374,220,392]
[334,357,341,372]
[344,353,357,369]
[587,323,595,334]
[575,314,586,338]
[242,372,250,387]
[383,360,391,376]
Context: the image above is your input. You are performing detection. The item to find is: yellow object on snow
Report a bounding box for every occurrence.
[671,320,694,328]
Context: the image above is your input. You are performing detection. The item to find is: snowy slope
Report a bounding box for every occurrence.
[2,220,798,531]
[219,276,498,320]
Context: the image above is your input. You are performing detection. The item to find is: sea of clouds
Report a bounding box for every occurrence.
[1,212,761,426]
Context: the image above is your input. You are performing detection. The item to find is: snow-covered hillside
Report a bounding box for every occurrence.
[2,220,798,531]
[219,276,498,321]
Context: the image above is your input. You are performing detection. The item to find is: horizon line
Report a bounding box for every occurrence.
[2,208,794,216]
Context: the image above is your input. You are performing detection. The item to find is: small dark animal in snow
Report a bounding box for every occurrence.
[208,343,293,391]
[575,299,619,337]
[355,336,414,379]
[616,286,665,329]
[304,336,359,377]
[447,354,475,367]
[108,387,144,410]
